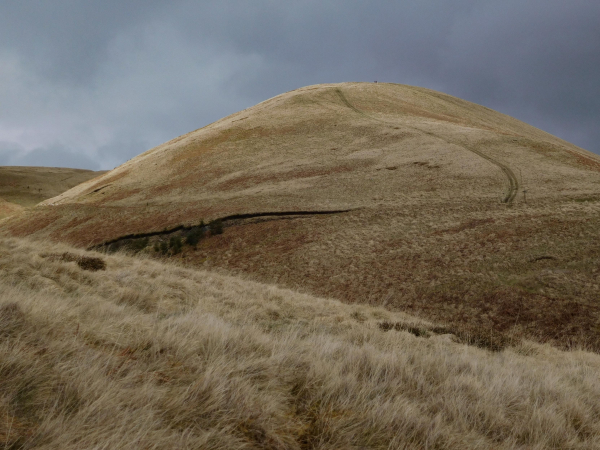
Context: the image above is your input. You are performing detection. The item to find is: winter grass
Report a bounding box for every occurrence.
[1,236,600,449]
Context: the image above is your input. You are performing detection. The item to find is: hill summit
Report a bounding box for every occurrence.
[6,82,599,245]
[4,82,600,350]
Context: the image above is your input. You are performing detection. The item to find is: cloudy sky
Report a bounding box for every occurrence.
[1,1,599,170]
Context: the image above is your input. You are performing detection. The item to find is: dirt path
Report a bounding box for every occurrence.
[335,88,519,203]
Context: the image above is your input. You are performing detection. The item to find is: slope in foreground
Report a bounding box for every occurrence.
[1,236,600,449]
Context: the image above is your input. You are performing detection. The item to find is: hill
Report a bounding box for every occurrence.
[0,166,105,219]
[3,82,600,350]
[1,235,600,449]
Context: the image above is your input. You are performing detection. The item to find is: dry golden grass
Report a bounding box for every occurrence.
[5,82,600,245]
[3,82,600,356]
[0,198,24,220]
[0,166,105,218]
[2,236,600,449]
[178,196,600,352]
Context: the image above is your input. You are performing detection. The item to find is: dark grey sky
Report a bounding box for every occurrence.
[1,1,598,170]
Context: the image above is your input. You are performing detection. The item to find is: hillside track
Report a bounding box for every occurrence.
[335,88,520,203]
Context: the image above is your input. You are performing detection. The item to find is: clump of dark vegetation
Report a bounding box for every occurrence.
[169,236,182,255]
[378,321,512,352]
[185,222,205,247]
[529,255,557,262]
[209,219,224,236]
[148,222,208,256]
[99,218,223,256]
[126,237,149,252]
[378,321,428,337]
[159,241,168,255]
[58,252,106,271]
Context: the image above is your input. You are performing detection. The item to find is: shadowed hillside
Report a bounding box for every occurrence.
[3,82,600,350]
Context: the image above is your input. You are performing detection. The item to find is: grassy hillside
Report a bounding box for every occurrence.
[0,166,105,218]
[1,236,600,449]
[0,197,24,220]
[5,82,600,245]
[3,82,600,351]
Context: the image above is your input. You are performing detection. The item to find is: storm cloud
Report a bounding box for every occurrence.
[1,1,599,169]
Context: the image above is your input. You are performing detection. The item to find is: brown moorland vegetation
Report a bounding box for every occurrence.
[3,82,600,351]
[1,236,600,449]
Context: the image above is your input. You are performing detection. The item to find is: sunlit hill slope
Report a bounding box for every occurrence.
[3,82,600,350]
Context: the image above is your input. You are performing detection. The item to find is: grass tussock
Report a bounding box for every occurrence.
[1,237,600,449]
[42,252,106,271]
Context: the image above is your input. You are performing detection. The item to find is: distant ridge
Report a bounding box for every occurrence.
[0,166,105,219]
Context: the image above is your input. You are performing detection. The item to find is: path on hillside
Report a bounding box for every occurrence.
[335,88,520,203]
